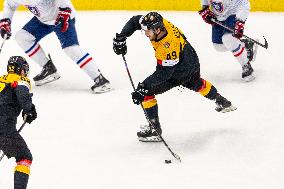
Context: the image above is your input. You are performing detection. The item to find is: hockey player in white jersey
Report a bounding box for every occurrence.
[0,0,112,93]
[199,0,258,82]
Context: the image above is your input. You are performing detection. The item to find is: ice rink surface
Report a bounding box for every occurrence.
[0,11,283,189]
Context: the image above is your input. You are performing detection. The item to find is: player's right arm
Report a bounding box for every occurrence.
[119,15,143,37]
[3,0,20,21]
[200,0,210,9]
[0,0,20,39]
[113,15,143,55]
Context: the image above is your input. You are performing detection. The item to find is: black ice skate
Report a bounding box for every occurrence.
[242,62,255,82]
[241,38,258,62]
[91,74,112,93]
[215,94,237,113]
[137,124,162,142]
[33,59,60,86]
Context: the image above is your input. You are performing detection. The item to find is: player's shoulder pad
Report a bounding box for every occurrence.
[18,76,32,90]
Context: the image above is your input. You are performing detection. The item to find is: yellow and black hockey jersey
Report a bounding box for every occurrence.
[151,19,186,67]
[0,73,33,122]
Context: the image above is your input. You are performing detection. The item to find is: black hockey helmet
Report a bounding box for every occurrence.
[141,12,164,30]
[7,56,29,76]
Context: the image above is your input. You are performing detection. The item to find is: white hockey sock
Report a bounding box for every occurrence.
[64,45,101,80]
[222,34,249,67]
[213,43,228,52]
[15,29,49,67]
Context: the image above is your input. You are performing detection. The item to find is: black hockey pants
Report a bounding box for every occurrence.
[0,118,32,162]
[143,43,205,95]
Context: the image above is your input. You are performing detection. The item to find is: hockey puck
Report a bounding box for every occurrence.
[165,159,172,164]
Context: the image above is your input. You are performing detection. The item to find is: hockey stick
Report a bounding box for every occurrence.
[0,35,7,55]
[0,116,28,162]
[211,19,268,49]
[121,54,181,162]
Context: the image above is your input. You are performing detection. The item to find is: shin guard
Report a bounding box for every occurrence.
[14,159,32,189]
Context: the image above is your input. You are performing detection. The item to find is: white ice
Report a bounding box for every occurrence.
[0,11,284,189]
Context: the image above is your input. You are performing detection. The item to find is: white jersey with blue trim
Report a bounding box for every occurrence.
[201,0,250,21]
[3,0,76,25]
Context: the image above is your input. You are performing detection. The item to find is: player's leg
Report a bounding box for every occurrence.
[1,132,32,189]
[135,75,176,142]
[221,16,255,81]
[15,17,60,86]
[212,21,228,52]
[55,19,112,93]
[181,44,236,113]
[137,95,162,142]
[183,71,236,113]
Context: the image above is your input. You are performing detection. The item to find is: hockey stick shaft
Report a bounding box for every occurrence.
[0,35,7,55]
[211,19,268,49]
[122,54,181,162]
[0,116,27,162]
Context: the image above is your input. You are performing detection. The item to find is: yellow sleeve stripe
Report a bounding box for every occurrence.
[199,80,212,96]
[15,165,30,175]
[142,99,157,109]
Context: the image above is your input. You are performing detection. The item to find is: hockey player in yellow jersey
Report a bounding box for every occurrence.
[0,56,37,189]
[113,12,236,142]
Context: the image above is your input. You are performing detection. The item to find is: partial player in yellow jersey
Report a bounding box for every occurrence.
[113,12,236,142]
[0,56,37,189]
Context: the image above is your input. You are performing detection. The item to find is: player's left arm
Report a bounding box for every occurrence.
[235,0,250,22]
[2,0,19,21]
[233,0,250,38]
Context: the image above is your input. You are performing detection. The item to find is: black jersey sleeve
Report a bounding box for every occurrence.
[14,85,33,113]
[120,15,143,37]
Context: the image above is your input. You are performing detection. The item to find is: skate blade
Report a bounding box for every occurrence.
[34,73,61,86]
[92,83,113,94]
[220,105,237,113]
[138,136,162,142]
[243,74,255,82]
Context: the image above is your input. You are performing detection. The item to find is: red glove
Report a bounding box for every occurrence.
[198,7,216,25]
[233,20,245,39]
[55,7,71,32]
[0,18,11,39]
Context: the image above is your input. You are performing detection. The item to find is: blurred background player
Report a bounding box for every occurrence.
[199,0,258,82]
[0,56,37,189]
[113,12,236,142]
[0,0,112,93]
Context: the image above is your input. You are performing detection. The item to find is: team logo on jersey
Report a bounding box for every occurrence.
[211,2,224,13]
[163,42,170,49]
[25,6,40,17]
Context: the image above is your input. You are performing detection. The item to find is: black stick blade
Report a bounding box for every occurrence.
[263,36,268,49]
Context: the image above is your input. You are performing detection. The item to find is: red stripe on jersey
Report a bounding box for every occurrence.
[157,59,162,65]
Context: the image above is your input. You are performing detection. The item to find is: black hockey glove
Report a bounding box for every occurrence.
[131,83,149,105]
[113,33,127,55]
[22,104,37,124]
[0,18,11,39]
